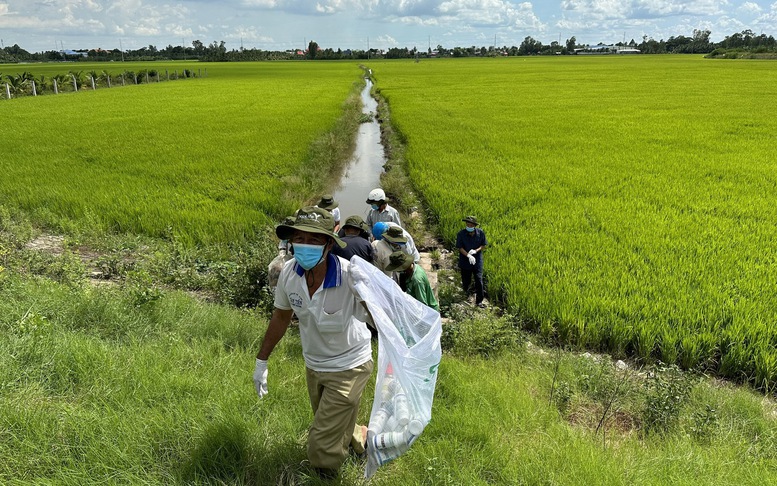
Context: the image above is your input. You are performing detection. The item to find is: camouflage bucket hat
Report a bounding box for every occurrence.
[343,215,370,237]
[385,251,414,272]
[317,194,338,210]
[462,215,479,226]
[276,206,346,248]
[382,225,408,244]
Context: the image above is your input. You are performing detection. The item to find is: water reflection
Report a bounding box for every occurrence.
[332,78,386,221]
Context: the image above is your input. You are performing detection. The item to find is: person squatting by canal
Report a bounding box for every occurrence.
[371,223,420,279]
[253,206,373,479]
[386,250,439,311]
[456,215,488,308]
[365,187,402,231]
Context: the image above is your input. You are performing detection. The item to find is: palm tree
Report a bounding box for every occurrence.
[68,70,85,90]
[35,74,48,94]
[5,74,28,96]
[52,73,69,93]
[99,69,112,87]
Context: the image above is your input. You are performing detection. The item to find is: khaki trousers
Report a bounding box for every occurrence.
[305,360,373,470]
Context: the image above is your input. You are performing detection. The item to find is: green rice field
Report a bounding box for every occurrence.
[1,57,776,484]
[371,56,777,389]
[1,62,363,244]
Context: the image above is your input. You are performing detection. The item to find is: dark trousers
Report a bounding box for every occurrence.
[461,266,484,304]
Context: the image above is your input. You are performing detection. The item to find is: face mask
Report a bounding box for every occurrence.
[371,204,379,211]
[466,226,475,232]
[292,243,325,270]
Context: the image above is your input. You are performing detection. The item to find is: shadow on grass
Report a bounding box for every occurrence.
[177,417,311,485]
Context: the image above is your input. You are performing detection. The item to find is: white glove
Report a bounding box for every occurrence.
[467,249,477,256]
[253,359,268,398]
[467,254,476,265]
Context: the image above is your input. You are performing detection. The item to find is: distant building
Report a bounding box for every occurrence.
[61,49,88,57]
[574,44,640,55]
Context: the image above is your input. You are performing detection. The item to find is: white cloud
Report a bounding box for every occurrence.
[375,34,398,44]
[740,2,762,13]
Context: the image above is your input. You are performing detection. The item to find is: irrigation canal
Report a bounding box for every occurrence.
[331,78,386,220]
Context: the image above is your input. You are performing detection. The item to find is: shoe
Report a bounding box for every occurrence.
[476,302,486,308]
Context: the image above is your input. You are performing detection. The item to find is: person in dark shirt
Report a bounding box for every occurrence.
[332,215,374,263]
[455,215,488,307]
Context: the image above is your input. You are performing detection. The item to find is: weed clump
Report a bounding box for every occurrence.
[441,309,523,358]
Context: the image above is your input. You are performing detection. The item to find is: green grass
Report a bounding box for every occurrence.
[369,56,777,389]
[1,62,364,245]
[1,275,775,484]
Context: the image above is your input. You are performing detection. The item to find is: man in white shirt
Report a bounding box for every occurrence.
[253,206,372,479]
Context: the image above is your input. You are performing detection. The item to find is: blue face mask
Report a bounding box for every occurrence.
[293,243,325,270]
[371,204,379,211]
[466,226,475,232]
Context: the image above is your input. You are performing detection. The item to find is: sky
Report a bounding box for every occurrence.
[1,1,776,53]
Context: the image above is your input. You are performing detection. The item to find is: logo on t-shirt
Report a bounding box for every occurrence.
[289,292,303,308]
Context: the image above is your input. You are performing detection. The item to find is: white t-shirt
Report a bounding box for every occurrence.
[315,206,340,224]
[274,254,372,372]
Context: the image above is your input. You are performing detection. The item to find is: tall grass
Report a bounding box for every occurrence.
[1,275,775,484]
[371,56,777,389]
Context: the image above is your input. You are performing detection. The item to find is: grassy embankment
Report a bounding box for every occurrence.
[1,61,365,306]
[371,55,777,390]
[1,59,775,484]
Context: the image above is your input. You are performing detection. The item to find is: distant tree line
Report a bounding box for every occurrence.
[0,29,775,64]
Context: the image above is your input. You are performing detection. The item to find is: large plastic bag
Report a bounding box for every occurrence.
[348,256,442,478]
[267,250,289,288]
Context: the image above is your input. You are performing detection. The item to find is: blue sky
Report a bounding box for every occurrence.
[1,1,776,53]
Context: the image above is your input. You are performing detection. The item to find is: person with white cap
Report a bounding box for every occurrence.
[365,187,401,231]
[253,206,373,479]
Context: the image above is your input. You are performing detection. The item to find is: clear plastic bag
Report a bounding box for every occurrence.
[267,250,288,288]
[348,256,442,478]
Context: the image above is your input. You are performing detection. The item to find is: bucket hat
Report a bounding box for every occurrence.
[385,251,414,272]
[276,206,346,248]
[382,225,408,244]
[342,215,370,237]
[316,194,339,211]
[462,215,479,226]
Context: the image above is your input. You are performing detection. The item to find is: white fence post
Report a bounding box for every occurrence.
[91,76,96,90]
[53,79,59,95]
[5,83,10,99]
[165,69,169,81]
[121,75,125,86]
[107,76,111,88]
[32,80,37,96]
[72,74,78,92]
[145,72,149,84]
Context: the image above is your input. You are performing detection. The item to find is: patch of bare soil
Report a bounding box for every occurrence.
[24,235,65,255]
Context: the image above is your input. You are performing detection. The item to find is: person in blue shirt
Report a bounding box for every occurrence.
[455,215,488,307]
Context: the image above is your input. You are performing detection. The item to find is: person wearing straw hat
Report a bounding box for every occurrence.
[386,250,439,311]
[456,215,488,308]
[253,206,373,478]
[332,215,374,263]
[315,194,341,232]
